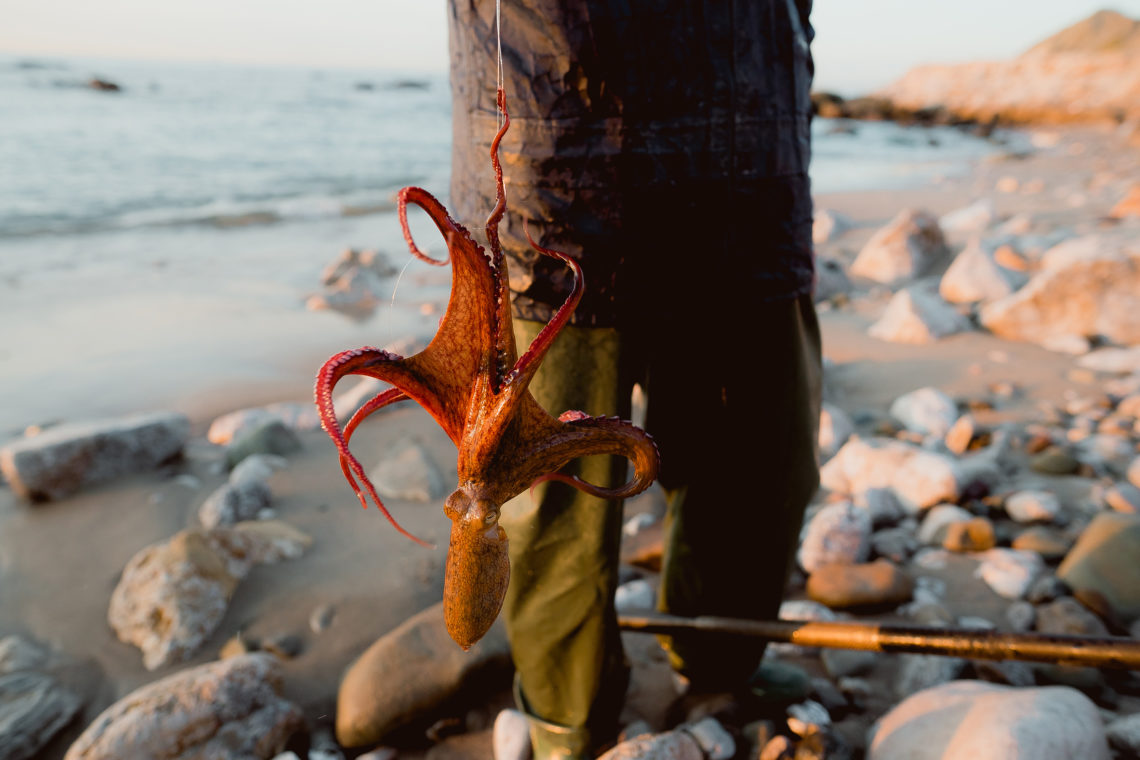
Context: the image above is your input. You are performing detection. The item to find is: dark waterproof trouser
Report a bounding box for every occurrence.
[500,293,822,750]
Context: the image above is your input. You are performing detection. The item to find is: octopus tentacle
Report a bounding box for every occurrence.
[315,347,433,547]
[397,186,461,266]
[483,87,514,392]
[337,386,409,510]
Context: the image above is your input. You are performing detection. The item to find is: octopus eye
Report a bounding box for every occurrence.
[483,509,499,526]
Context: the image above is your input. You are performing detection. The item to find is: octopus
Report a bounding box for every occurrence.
[314,87,659,650]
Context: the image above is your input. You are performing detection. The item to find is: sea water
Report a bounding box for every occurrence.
[0,55,1012,432]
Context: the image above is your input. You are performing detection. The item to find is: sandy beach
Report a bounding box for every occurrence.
[2,114,1140,760]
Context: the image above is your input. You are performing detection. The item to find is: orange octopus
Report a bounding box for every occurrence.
[315,88,659,650]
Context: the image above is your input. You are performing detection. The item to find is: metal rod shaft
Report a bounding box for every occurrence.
[618,612,1140,670]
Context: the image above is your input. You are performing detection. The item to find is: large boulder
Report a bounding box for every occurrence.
[868,681,1109,760]
[108,522,311,670]
[336,601,511,747]
[820,437,960,513]
[64,654,303,760]
[1057,511,1140,622]
[0,412,190,500]
[980,237,1140,346]
[850,210,948,285]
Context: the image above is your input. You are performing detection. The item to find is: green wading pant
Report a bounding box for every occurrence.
[499,293,822,751]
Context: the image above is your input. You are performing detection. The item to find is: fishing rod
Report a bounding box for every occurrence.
[618,612,1140,670]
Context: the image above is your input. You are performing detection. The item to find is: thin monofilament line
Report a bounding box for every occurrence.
[383,254,417,345]
[495,0,504,127]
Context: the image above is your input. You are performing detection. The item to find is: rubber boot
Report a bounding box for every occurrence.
[514,675,596,760]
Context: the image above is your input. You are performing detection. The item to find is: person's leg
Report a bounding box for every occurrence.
[499,318,633,758]
[651,293,822,689]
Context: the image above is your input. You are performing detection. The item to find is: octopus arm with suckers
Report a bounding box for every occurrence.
[314,87,659,650]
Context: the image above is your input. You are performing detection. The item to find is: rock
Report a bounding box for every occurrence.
[598,731,702,760]
[310,604,336,633]
[199,479,272,528]
[868,286,971,344]
[493,709,532,760]
[889,387,958,438]
[1106,713,1140,758]
[850,210,948,285]
[1109,184,1140,219]
[108,522,311,669]
[371,439,445,502]
[759,735,795,760]
[614,579,655,612]
[336,601,511,747]
[229,454,287,485]
[819,404,855,461]
[1027,574,1069,604]
[1129,456,1140,489]
[807,559,913,609]
[944,415,976,455]
[943,517,996,553]
[859,488,907,527]
[621,519,664,571]
[820,437,960,513]
[939,238,1027,305]
[1041,334,1092,355]
[1029,447,1080,475]
[1036,597,1109,637]
[64,653,304,760]
[0,411,190,501]
[0,636,48,674]
[1077,346,1140,374]
[917,504,972,545]
[1105,482,1140,514]
[1004,490,1062,523]
[1057,512,1140,621]
[979,241,1140,348]
[870,526,918,563]
[814,258,854,303]
[226,420,301,469]
[867,681,1109,760]
[821,649,878,679]
[1006,600,1037,631]
[307,248,395,316]
[940,200,995,233]
[813,209,853,244]
[975,548,1044,599]
[0,671,83,760]
[261,633,304,660]
[893,655,965,699]
[1011,526,1070,560]
[787,700,831,736]
[798,502,872,573]
[685,717,735,760]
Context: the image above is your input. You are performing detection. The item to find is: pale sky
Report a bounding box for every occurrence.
[2,1,1139,94]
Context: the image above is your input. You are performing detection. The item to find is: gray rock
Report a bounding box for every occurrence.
[917,504,973,545]
[867,681,1109,760]
[225,420,301,469]
[814,258,853,303]
[940,200,995,233]
[371,440,445,503]
[850,209,948,285]
[870,526,918,563]
[787,700,831,736]
[1036,597,1109,637]
[64,653,303,760]
[894,655,966,698]
[869,286,971,344]
[1011,526,1070,561]
[0,411,190,501]
[229,454,287,485]
[813,209,854,244]
[309,604,336,634]
[0,671,82,760]
[939,237,1026,304]
[1006,601,1037,631]
[1077,345,1140,374]
[1129,456,1140,490]
[974,660,1036,688]
[1106,713,1140,758]
[198,480,272,528]
[975,548,1044,600]
[1105,482,1140,514]
[798,502,872,573]
[614,579,656,612]
[598,731,702,760]
[1057,512,1140,622]
[820,437,960,513]
[684,717,735,760]
[821,649,878,679]
[336,601,511,748]
[1026,574,1069,604]
[492,709,532,760]
[1005,490,1062,523]
[889,387,958,438]
[819,404,855,461]
[0,636,48,674]
[108,522,311,670]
